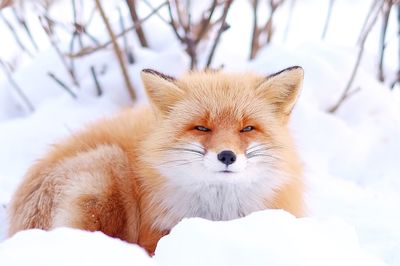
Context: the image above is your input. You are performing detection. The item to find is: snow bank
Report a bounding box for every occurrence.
[155,210,385,266]
[0,228,155,266]
[0,210,385,266]
[0,205,6,242]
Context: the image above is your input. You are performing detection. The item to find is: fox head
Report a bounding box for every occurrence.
[140,67,303,189]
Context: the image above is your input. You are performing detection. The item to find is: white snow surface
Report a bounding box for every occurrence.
[0,228,155,266]
[0,210,385,266]
[1,0,400,265]
[155,210,385,266]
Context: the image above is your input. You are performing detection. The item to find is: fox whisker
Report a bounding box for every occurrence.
[246,153,280,161]
[178,141,206,152]
[246,144,282,157]
[159,159,192,166]
[167,147,205,156]
[246,143,268,153]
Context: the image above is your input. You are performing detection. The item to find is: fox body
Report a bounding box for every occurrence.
[8,67,305,253]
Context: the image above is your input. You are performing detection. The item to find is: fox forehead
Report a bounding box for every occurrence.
[176,72,264,100]
[169,73,275,124]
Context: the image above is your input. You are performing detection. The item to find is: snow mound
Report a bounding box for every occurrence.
[0,204,6,242]
[154,210,386,266]
[0,228,154,266]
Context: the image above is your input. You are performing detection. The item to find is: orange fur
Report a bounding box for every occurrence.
[8,67,305,254]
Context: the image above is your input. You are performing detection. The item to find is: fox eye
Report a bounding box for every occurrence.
[240,126,254,132]
[194,126,211,132]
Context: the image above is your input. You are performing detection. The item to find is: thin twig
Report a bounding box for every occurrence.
[358,0,380,44]
[11,6,39,51]
[177,0,197,69]
[47,72,77,99]
[0,60,35,112]
[39,15,80,87]
[206,0,233,68]
[0,12,33,57]
[265,0,285,44]
[167,1,184,42]
[329,0,384,113]
[126,0,149,47]
[391,4,400,89]
[249,0,284,59]
[321,0,335,39]
[95,0,136,101]
[69,0,83,81]
[142,0,170,24]
[90,66,103,96]
[174,0,186,30]
[86,5,97,27]
[250,0,259,59]
[118,6,135,64]
[72,0,83,48]
[378,0,393,82]
[195,0,218,45]
[69,1,168,58]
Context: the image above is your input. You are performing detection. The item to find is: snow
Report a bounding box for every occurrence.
[0,228,155,266]
[0,210,385,266]
[155,210,385,266]
[1,0,400,265]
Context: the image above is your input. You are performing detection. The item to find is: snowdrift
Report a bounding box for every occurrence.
[0,210,385,266]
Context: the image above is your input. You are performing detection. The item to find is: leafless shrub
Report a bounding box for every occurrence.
[126,0,148,47]
[95,0,136,101]
[378,0,397,82]
[167,0,234,69]
[321,0,335,39]
[249,0,285,60]
[328,0,385,113]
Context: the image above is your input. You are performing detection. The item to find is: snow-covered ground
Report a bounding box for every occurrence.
[1,0,399,265]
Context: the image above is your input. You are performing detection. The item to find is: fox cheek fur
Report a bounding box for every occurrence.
[8,66,305,254]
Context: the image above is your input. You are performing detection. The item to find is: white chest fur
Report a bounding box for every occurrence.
[150,173,284,231]
[150,144,288,231]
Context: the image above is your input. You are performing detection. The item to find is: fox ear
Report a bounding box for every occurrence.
[141,69,184,114]
[256,66,304,118]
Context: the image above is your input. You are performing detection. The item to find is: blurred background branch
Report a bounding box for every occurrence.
[0,0,399,109]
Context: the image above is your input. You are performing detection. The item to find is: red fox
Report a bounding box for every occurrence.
[8,67,305,253]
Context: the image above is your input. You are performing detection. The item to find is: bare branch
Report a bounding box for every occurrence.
[206,0,233,68]
[11,6,39,51]
[95,0,136,101]
[126,0,148,47]
[391,3,400,89]
[194,0,218,45]
[39,15,80,87]
[0,59,35,112]
[47,72,77,99]
[329,0,384,113]
[249,0,285,59]
[0,11,33,57]
[167,1,184,42]
[142,0,169,24]
[90,66,103,97]
[321,0,335,39]
[118,6,135,64]
[250,0,259,59]
[378,0,393,82]
[69,1,168,58]
[358,0,380,44]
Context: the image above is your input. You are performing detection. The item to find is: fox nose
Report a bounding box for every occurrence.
[217,150,236,166]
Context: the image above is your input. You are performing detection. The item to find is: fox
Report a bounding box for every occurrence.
[8,66,305,254]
